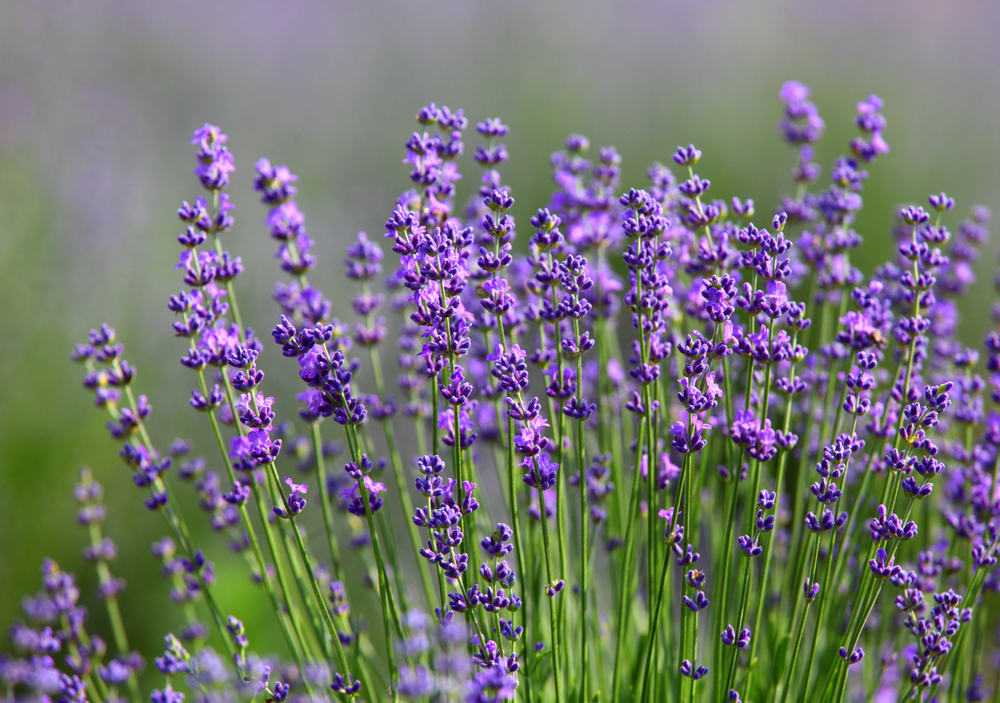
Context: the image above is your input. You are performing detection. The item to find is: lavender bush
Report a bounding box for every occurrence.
[3,82,999,703]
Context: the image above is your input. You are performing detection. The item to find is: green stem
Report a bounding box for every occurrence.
[572,317,589,702]
[363,307,436,611]
[538,483,564,703]
[79,476,142,703]
[611,415,647,702]
[208,370,314,671]
[777,533,821,703]
[311,421,344,579]
[96,366,237,667]
[550,317,570,681]
[265,463,356,688]
[497,317,531,703]
[746,352,799,696]
[639,455,688,702]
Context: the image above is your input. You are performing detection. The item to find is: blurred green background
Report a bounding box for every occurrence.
[1,0,999,675]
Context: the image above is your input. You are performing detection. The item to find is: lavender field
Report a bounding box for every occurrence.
[2,2,1000,702]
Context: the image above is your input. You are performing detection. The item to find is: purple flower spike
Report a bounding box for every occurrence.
[737,535,762,558]
[191,124,235,190]
[476,118,509,138]
[271,682,290,702]
[928,192,955,212]
[222,482,251,506]
[482,279,518,316]
[342,475,387,518]
[803,578,821,601]
[330,673,361,696]
[272,477,308,518]
[151,684,185,703]
[778,81,825,144]
[523,453,559,491]
[838,645,865,665]
[682,590,710,613]
[851,95,888,162]
[721,624,737,646]
[679,660,709,680]
[869,548,900,579]
[676,544,700,566]
[481,523,514,558]
[673,144,702,166]
[683,568,706,589]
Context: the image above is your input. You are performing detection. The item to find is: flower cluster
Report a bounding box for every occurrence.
[26,84,1000,703]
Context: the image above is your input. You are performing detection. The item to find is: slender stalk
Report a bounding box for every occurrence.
[537,480,563,703]
[78,469,142,703]
[92,364,237,666]
[550,315,570,682]
[639,454,689,702]
[497,317,531,703]
[800,506,840,698]
[361,283,437,610]
[714,354,753,703]
[179,215,319,672]
[206,366,315,670]
[745,349,799,696]
[777,532,821,703]
[271,491,331,660]
[311,421,344,578]
[727,318,776,700]
[611,416,648,702]
[725,550,755,694]
[264,462,356,687]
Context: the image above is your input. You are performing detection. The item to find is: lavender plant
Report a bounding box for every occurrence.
[4,83,1000,703]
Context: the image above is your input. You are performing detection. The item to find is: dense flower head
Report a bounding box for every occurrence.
[253,158,298,205]
[191,124,235,190]
[852,95,889,162]
[778,81,825,144]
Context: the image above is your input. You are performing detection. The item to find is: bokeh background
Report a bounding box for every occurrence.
[2,0,999,683]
